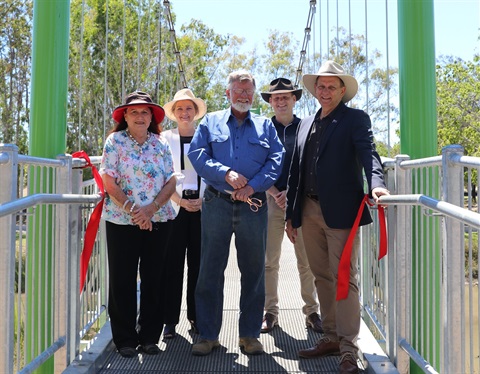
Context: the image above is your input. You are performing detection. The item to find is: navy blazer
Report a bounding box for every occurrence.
[285,102,386,230]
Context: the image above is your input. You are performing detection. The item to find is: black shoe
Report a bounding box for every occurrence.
[163,324,176,339]
[261,312,278,333]
[306,312,324,333]
[118,346,137,358]
[142,344,160,355]
[189,320,199,334]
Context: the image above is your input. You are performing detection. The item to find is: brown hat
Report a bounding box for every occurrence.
[112,91,165,125]
[261,78,303,102]
[302,60,358,103]
[163,88,207,121]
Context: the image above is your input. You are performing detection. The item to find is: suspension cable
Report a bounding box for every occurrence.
[122,0,126,100]
[78,0,85,151]
[163,0,188,89]
[137,0,141,86]
[156,0,162,101]
[295,0,317,89]
[103,0,109,142]
[385,0,391,155]
[364,0,369,111]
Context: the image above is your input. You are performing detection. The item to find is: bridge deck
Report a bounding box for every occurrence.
[68,236,393,373]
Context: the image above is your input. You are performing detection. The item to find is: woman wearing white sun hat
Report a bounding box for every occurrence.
[161,88,207,339]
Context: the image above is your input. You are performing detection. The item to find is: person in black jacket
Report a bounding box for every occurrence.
[285,61,389,374]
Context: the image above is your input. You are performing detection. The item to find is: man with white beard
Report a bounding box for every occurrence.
[188,70,285,357]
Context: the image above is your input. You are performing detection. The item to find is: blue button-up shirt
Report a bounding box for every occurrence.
[188,108,285,193]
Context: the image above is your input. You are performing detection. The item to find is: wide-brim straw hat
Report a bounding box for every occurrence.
[260,77,303,102]
[163,88,207,121]
[112,91,165,124]
[302,60,358,103]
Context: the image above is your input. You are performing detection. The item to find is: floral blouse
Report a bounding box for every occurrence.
[100,130,177,224]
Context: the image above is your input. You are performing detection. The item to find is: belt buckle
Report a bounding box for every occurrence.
[184,189,197,196]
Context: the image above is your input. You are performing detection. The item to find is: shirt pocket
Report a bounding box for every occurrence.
[248,137,271,162]
[208,133,229,153]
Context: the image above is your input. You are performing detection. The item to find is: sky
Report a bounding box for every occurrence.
[170,0,479,145]
[171,0,479,69]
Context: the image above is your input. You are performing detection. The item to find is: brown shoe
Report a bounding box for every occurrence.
[339,352,359,374]
[192,339,220,356]
[261,313,278,333]
[298,337,341,358]
[239,337,264,355]
[306,312,324,333]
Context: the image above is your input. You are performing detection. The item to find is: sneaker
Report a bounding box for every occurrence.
[261,313,278,333]
[239,337,264,355]
[192,339,220,356]
[339,352,360,374]
[163,324,176,339]
[306,312,324,333]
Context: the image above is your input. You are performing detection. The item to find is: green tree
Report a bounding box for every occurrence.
[300,27,399,145]
[256,30,300,117]
[436,55,480,157]
[0,0,32,154]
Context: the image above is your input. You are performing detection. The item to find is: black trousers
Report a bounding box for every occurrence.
[163,207,201,324]
[106,220,172,349]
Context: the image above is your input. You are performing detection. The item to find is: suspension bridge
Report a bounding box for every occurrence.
[1,0,480,373]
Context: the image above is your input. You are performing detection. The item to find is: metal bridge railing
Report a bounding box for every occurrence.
[360,145,480,374]
[0,144,105,373]
[2,142,480,373]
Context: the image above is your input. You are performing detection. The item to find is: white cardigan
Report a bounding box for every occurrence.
[162,128,205,214]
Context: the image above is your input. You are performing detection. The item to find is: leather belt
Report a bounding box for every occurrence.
[206,185,233,201]
[306,193,319,202]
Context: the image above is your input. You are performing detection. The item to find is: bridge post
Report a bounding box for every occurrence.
[28,0,71,371]
[54,154,73,371]
[441,145,465,373]
[393,154,412,374]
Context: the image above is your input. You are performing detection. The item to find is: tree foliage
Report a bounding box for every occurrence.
[0,0,32,154]
[436,55,480,157]
[6,2,480,161]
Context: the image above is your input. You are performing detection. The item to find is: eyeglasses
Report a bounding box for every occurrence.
[315,85,340,93]
[231,88,255,96]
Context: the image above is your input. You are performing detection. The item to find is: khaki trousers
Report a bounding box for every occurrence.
[301,196,360,354]
[265,194,319,317]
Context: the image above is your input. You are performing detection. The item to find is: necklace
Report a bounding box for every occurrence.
[126,129,149,154]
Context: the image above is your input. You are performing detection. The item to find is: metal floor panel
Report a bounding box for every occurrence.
[97,237,367,373]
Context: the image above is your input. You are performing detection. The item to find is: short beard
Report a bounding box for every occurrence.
[231,102,252,113]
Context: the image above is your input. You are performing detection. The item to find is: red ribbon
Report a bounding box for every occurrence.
[336,194,387,300]
[72,151,105,293]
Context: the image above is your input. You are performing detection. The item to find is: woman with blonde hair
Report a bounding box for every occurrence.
[162,88,207,339]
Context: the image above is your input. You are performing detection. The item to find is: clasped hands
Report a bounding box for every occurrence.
[225,170,253,201]
[130,203,157,231]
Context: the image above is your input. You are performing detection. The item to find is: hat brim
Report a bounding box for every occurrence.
[260,89,303,103]
[164,97,207,122]
[302,74,358,103]
[112,103,165,125]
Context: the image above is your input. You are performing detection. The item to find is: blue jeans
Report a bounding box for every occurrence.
[196,187,267,340]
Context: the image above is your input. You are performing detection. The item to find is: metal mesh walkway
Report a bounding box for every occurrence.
[89,237,371,373]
